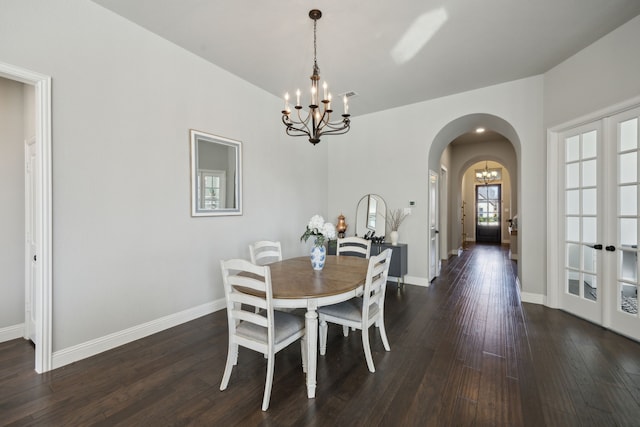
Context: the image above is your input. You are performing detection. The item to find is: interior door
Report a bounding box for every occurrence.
[429,170,440,280]
[608,107,640,340]
[561,123,603,325]
[475,184,501,243]
[24,137,37,343]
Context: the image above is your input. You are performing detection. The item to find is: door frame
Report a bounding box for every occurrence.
[475,183,502,243]
[0,61,52,373]
[440,166,448,260]
[429,169,440,280]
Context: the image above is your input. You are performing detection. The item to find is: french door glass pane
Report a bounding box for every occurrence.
[582,188,597,215]
[567,217,580,241]
[620,152,638,184]
[619,282,638,315]
[620,250,637,282]
[620,185,637,216]
[620,118,638,151]
[584,274,597,301]
[582,217,597,243]
[620,218,638,247]
[566,163,580,188]
[582,130,598,158]
[567,243,580,269]
[566,190,579,214]
[566,135,580,161]
[582,160,597,187]
[567,270,580,296]
[583,246,597,273]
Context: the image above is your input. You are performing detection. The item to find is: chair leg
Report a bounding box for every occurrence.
[301,336,308,373]
[362,327,375,373]
[319,320,328,356]
[262,352,275,411]
[342,325,349,337]
[220,342,238,390]
[378,320,391,352]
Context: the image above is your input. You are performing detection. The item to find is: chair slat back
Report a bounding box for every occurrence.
[220,259,274,338]
[362,249,392,314]
[336,237,372,259]
[249,241,283,266]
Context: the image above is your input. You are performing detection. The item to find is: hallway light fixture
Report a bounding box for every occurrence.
[281,9,351,145]
[476,161,499,185]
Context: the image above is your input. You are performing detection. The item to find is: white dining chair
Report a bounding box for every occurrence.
[318,248,392,373]
[219,258,306,411]
[336,236,371,259]
[249,240,283,266]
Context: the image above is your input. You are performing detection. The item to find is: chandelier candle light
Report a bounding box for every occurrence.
[281,9,351,145]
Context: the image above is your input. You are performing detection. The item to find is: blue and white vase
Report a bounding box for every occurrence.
[310,245,326,270]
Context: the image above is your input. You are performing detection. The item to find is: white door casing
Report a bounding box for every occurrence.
[1,61,52,373]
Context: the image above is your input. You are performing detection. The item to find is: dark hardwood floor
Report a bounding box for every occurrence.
[3,244,640,426]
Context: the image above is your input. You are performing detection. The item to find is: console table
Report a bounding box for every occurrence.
[328,241,408,287]
[372,243,408,287]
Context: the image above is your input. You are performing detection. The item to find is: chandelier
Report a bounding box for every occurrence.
[476,162,499,185]
[281,9,351,145]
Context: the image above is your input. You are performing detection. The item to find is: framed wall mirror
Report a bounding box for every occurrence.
[190,129,242,216]
[355,194,387,237]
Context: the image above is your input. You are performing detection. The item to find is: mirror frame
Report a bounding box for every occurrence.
[190,129,243,217]
[355,194,387,237]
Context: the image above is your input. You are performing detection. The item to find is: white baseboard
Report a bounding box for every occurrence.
[401,275,430,287]
[0,323,24,343]
[52,299,226,370]
[520,291,546,305]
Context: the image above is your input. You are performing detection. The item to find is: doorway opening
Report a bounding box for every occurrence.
[0,62,52,373]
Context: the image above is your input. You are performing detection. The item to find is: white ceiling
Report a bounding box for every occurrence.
[92,0,640,123]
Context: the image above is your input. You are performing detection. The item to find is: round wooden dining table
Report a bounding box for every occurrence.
[266,255,369,398]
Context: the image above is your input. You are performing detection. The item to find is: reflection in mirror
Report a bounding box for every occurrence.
[190,129,242,216]
[367,197,377,230]
[355,194,387,237]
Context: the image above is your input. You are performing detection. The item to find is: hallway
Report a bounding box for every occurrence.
[1,244,640,425]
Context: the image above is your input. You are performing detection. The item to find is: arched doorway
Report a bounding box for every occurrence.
[427,113,521,282]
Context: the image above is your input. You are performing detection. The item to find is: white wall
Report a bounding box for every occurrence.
[0,77,25,331]
[328,76,545,292]
[0,0,326,354]
[544,15,640,128]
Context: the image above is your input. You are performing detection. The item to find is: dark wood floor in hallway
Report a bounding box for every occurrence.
[2,244,640,426]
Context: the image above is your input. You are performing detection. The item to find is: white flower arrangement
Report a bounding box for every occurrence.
[300,214,336,247]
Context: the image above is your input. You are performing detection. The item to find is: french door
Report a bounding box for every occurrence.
[559,105,640,341]
[607,107,640,339]
[561,122,602,324]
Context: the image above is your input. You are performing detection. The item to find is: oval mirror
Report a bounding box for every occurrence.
[190,129,242,216]
[355,194,386,237]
